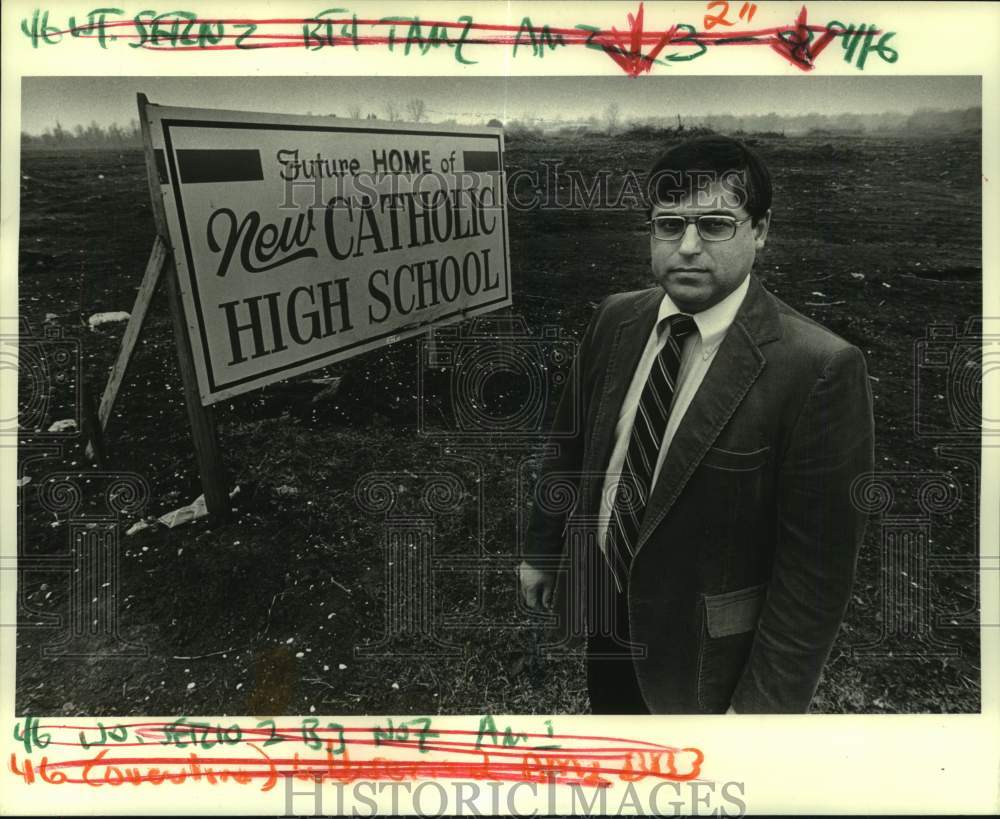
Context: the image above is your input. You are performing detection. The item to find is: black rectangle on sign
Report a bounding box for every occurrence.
[463,151,500,172]
[176,149,264,183]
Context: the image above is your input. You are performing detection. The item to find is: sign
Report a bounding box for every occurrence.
[143,103,511,405]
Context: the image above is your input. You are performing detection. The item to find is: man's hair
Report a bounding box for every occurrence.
[647,135,772,223]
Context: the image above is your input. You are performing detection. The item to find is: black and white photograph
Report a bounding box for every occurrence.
[2,1,999,814]
[12,73,984,719]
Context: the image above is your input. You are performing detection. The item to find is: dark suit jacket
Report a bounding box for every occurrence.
[525,274,875,713]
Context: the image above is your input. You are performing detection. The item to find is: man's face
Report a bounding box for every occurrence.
[649,179,770,314]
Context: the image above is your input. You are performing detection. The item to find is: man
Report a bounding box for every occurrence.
[519,136,874,714]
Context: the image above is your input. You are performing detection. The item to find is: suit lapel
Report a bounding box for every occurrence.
[634,276,780,552]
[582,289,661,488]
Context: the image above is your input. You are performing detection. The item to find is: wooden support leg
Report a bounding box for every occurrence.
[163,256,231,521]
[85,236,169,461]
[80,376,105,468]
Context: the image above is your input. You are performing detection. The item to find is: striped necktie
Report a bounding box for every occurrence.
[606,312,697,590]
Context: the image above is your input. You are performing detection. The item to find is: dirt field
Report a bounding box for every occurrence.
[15,129,981,715]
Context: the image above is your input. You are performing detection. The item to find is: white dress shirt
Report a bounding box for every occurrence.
[597,275,751,553]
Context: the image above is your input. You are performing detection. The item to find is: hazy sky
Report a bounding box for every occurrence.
[21,75,980,133]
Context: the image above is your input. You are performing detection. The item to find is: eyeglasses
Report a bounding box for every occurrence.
[647,214,751,242]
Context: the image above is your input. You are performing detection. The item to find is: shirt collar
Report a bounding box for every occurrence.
[655,274,751,354]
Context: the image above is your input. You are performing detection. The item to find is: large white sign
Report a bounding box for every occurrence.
[144,103,510,405]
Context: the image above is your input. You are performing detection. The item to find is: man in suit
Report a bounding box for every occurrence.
[519,136,874,714]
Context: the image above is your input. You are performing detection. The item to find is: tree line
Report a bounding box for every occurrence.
[21,119,143,149]
[21,104,981,150]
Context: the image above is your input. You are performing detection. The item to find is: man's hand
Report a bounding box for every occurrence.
[518,560,556,610]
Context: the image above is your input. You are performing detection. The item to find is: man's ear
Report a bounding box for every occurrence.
[753,209,771,250]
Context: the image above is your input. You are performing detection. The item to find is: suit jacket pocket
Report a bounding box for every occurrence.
[705,583,767,637]
[697,584,767,711]
[700,445,770,472]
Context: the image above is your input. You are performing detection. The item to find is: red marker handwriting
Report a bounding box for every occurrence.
[8,720,706,790]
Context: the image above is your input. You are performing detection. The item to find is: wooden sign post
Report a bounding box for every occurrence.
[89,95,510,522]
[139,103,232,518]
[87,95,231,518]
